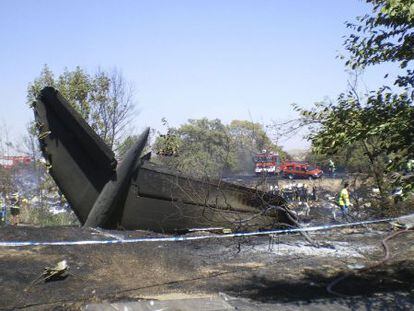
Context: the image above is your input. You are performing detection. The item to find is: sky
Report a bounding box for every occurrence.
[0,0,398,151]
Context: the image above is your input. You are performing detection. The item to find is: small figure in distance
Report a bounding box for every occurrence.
[9,192,21,226]
[0,193,7,225]
[328,159,336,178]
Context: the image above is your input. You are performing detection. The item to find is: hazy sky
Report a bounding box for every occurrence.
[0,0,396,150]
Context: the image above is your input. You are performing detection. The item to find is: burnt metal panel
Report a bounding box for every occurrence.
[120,162,291,232]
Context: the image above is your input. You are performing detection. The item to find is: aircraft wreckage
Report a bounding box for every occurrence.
[33,87,297,232]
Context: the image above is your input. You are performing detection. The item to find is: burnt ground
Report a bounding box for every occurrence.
[0,223,413,310]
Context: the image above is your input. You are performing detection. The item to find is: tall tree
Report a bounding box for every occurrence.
[27,65,136,151]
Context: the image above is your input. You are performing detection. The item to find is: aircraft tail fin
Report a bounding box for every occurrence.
[33,87,117,223]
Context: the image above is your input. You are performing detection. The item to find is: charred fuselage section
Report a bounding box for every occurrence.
[33,87,296,232]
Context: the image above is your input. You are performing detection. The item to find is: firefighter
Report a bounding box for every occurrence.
[0,194,6,225]
[282,185,293,202]
[338,182,351,216]
[299,184,308,202]
[328,159,336,177]
[311,186,318,201]
[9,192,21,226]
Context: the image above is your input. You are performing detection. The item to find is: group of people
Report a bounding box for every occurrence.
[269,180,352,218]
[0,192,24,226]
[270,183,318,203]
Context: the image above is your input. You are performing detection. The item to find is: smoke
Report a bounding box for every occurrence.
[233,148,256,175]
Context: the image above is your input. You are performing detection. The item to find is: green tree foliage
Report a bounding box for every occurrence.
[305,142,376,173]
[27,65,136,150]
[154,119,284,178]
[155,118,235,178]
[344,0,414,76]
[299,0,414,195]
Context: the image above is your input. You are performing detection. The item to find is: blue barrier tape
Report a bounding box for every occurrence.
[0,216,399,247]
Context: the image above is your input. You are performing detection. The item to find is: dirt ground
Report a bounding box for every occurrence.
[0,222,413,310]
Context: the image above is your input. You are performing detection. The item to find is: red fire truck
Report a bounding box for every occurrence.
[254,151,281,175]
[0,156,32,169]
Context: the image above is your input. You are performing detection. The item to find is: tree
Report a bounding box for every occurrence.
[154,118,235,178]
[296,93,396,194]
[305,142,373,173]
[90,69,135,150]
[344,0,414,88]
[298,1,414,196]
[27,65,136,150]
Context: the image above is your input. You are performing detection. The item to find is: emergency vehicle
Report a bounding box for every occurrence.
[280,161,323,180]
[0,156,32,169]
[254,151,281,175]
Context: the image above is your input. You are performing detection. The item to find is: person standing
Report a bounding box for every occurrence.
[9,192,21,226]
[328,159,336,177]
[0,194,6,225]
[311,186,318,201]
[338,182,351,216]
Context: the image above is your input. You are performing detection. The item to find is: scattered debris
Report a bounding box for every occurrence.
[32,260,69,285]
[347,263,365,270]
[391,214,414,230]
